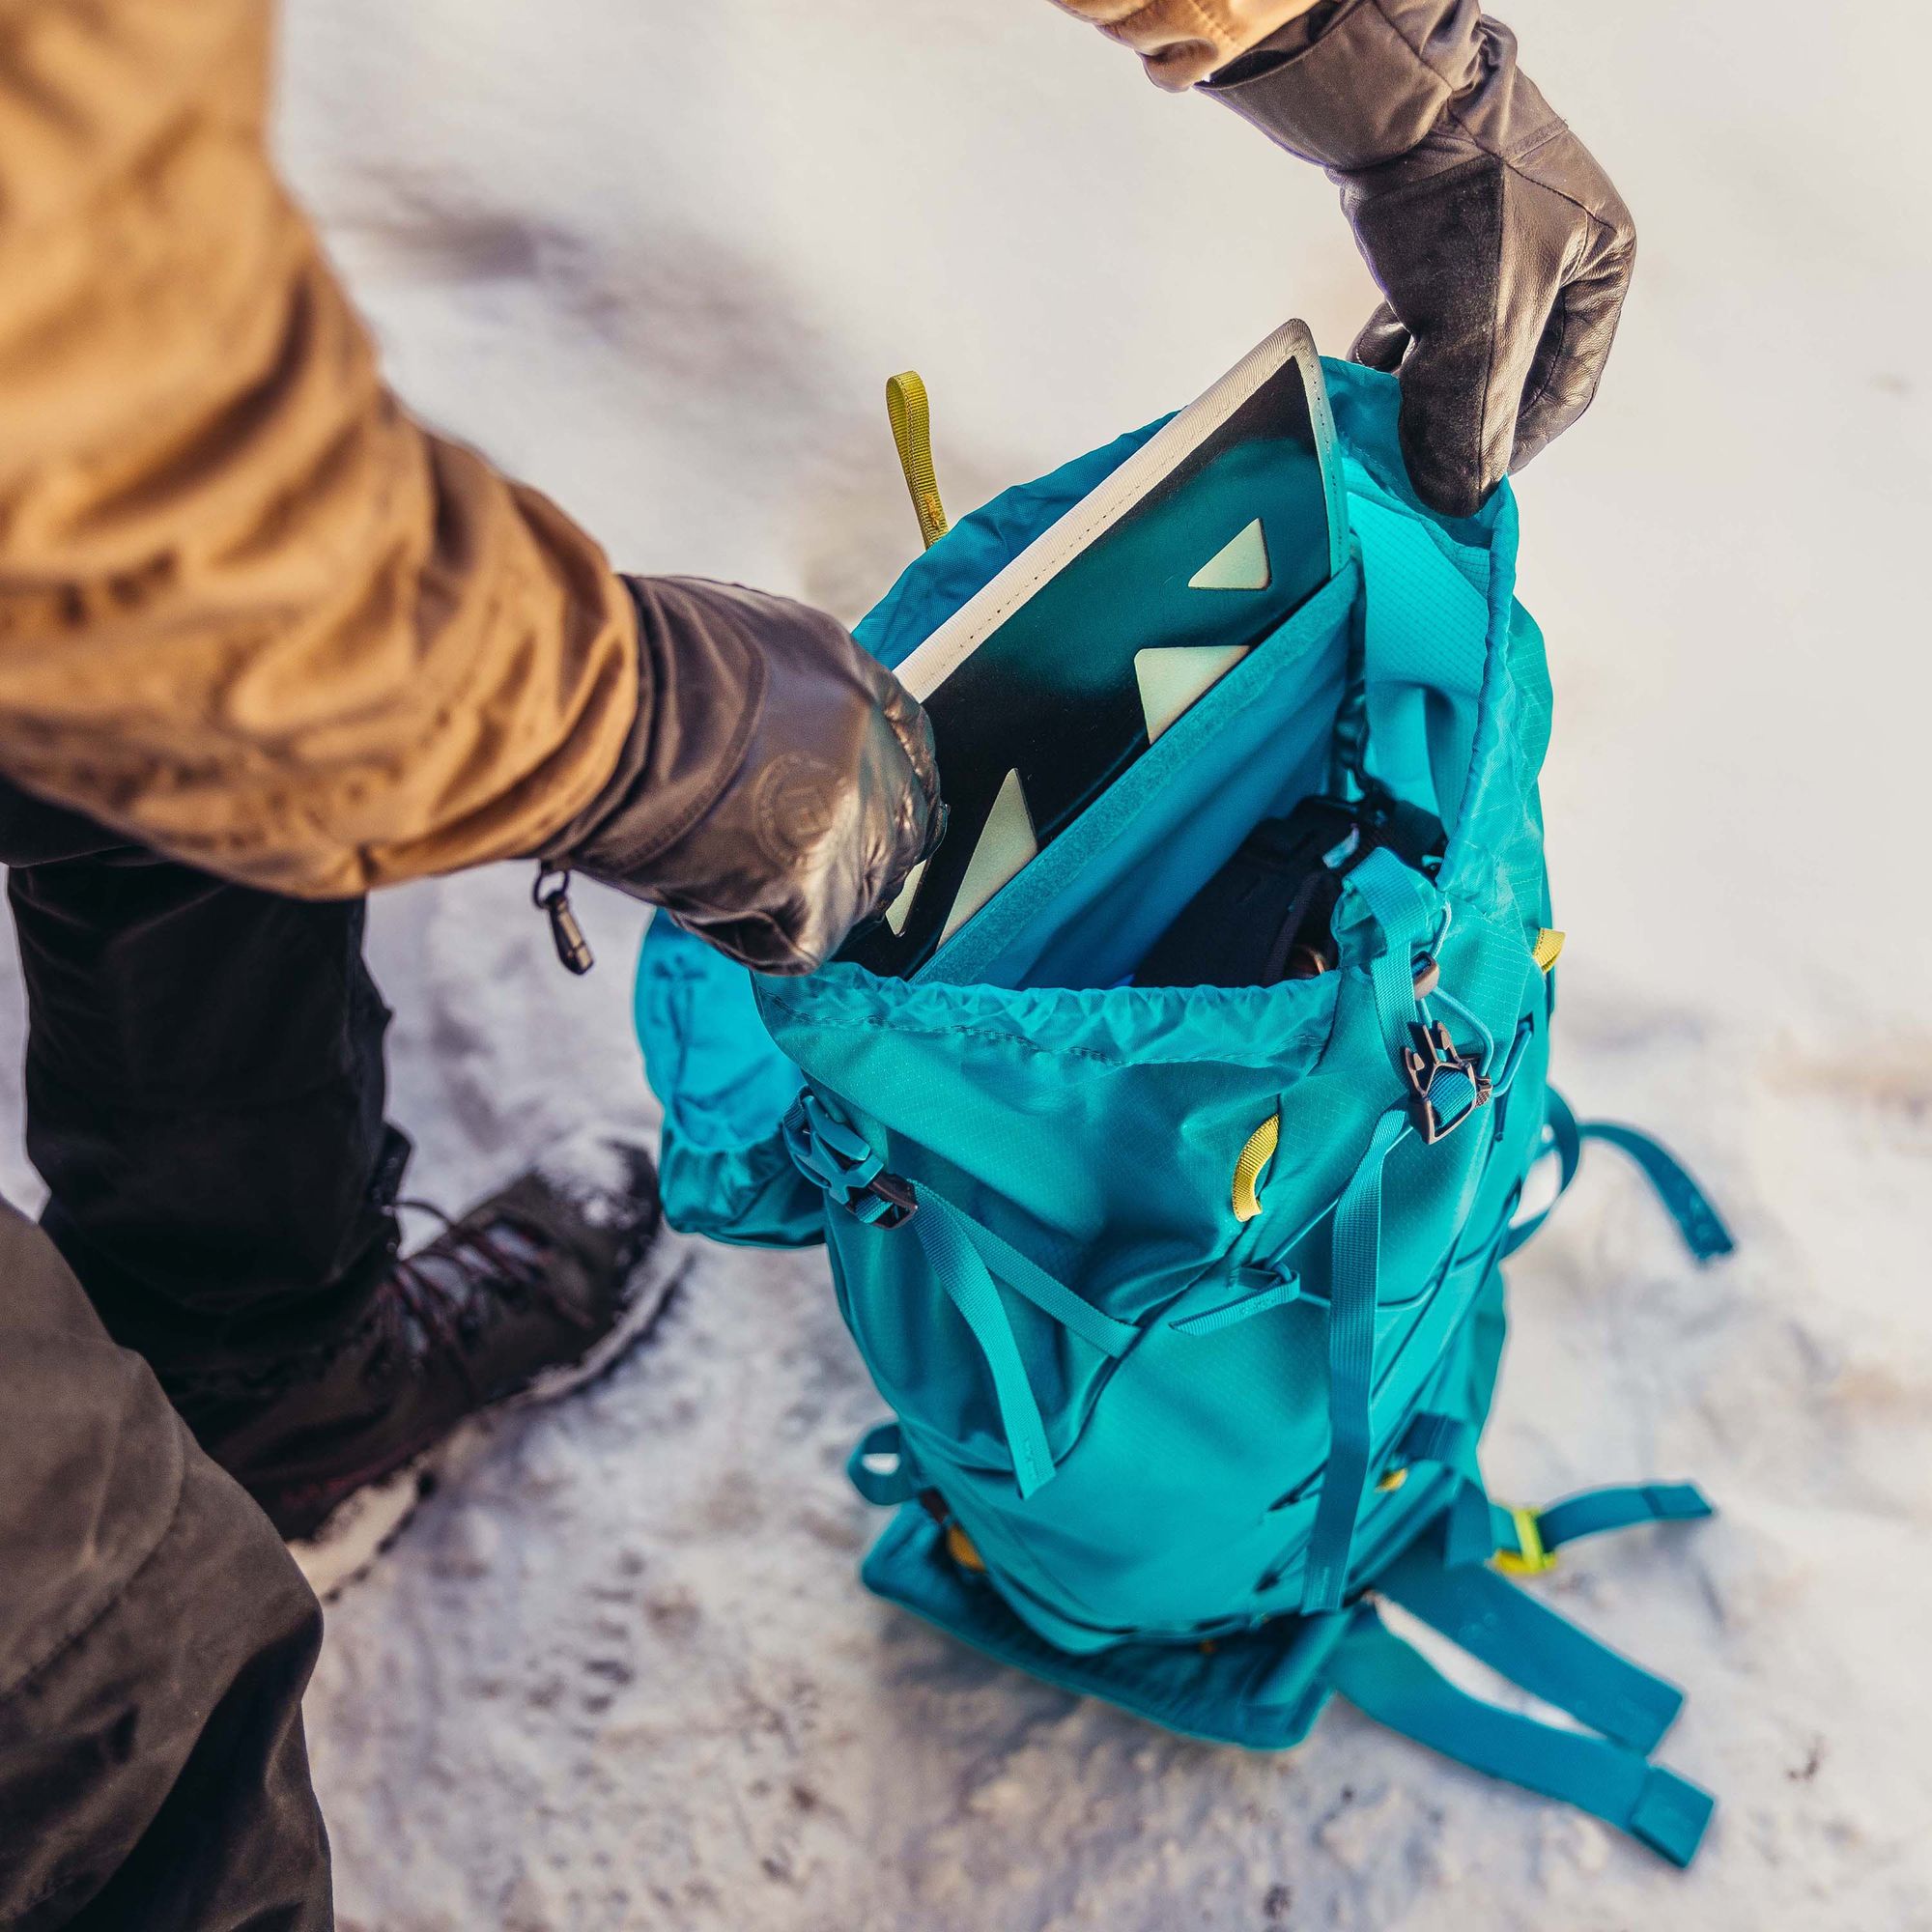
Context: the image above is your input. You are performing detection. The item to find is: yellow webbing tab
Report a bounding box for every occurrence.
[944,1521,985,1573]
[1493,1504,1558,1577]
[1232,1113,1281,1224]
[886,371,950,551]
[1532,928,1566,974]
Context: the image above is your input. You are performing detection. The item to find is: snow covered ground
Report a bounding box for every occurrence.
[3,2,1923,1925]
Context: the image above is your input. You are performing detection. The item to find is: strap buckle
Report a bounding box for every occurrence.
[782,1094,919,1228]
[1403,1019,1493,1145]
[860,1171,919,1229]
[1493,1504,1558,1577]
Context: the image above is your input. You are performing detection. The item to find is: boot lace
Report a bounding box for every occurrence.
[386,1198,582,1388]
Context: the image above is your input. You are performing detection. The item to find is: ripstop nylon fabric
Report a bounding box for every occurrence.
[635,361,1729,1866]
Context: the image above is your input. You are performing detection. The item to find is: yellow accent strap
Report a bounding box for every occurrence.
[886,371,950,551]
[1493,1504,1558,1577]
[1232,1113,1281,1223]
[1532,928,1566,974]
[944,1520,985,1572]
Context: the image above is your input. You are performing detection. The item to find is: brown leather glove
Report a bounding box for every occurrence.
[1207,1,1634,518]
[544,577,940,976]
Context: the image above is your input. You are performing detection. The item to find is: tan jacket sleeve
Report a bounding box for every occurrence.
[0,0,639,897]
[1047,0,1324,89]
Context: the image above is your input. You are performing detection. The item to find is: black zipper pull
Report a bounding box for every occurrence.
[532,864,594,975]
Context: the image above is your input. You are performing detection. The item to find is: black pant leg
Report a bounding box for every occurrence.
[0,1202,333,1931]
[0,783,407,1384]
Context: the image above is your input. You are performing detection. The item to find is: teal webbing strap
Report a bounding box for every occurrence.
[1421,1477,1712,1573]
[784,1091,1136,1360]
[910,1201,1058,1498]
[1325,1609,1715,1866]
[1170,1265,1304,1336]
[1504,1482,1715,1560]
[1501,1086,1581,1256]
[846,1421,922,1506]
[1378,1548,1685,1753]
[783,1092,1140,1500]
[1419,1063,1480,1131]
[1346,848,1434,1068]
[1577,1123,1736,1262]
[1505,1090,1734,1264]
[1397,1409,1482,1475]
[1296,850,1435,1614]
[897,1180,1147,1499]
[1301,1105,1410,1614]
[1443,1475,1500,1568]
[1426,982,1495,1080]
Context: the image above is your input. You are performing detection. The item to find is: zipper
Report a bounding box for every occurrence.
[532,863,594,975]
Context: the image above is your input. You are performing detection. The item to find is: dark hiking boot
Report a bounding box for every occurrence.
[184,1131,687,1597]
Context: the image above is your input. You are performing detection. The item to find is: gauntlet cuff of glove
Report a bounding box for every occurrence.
[1205,0,1556,177]
[537,575,768,875]
[541,576,939,977]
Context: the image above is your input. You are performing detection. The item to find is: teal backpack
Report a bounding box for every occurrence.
[636,360,1733,1866]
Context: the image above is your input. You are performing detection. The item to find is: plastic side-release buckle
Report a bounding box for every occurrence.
[1403,1018,1493,1144]
[782,1094,920,1228]
[858,1171,919,1229]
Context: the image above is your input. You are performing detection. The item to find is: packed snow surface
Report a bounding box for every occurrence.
[1,2,1922,1926]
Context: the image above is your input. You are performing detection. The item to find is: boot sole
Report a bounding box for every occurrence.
[289,1223,697,1601]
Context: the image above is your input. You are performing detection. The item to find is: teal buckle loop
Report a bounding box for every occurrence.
[782,1092,917,1228]
[1442,1476,1502,1569]
[1502,1086,1583,1256]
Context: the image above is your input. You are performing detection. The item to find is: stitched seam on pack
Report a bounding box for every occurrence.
[762,992,1337,1075]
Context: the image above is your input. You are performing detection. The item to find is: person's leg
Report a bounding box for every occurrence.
[0,781,673,1591]
[0,1201,332,1932]
[0,783,405,1387]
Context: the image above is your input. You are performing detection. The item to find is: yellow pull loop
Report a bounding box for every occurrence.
[886,371,950,551]
[1532,928,1566,974]
[1232,1113,1281,1223]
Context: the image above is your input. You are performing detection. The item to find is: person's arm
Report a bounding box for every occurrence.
[0,0,933,969]
[1045,2,1325,91]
